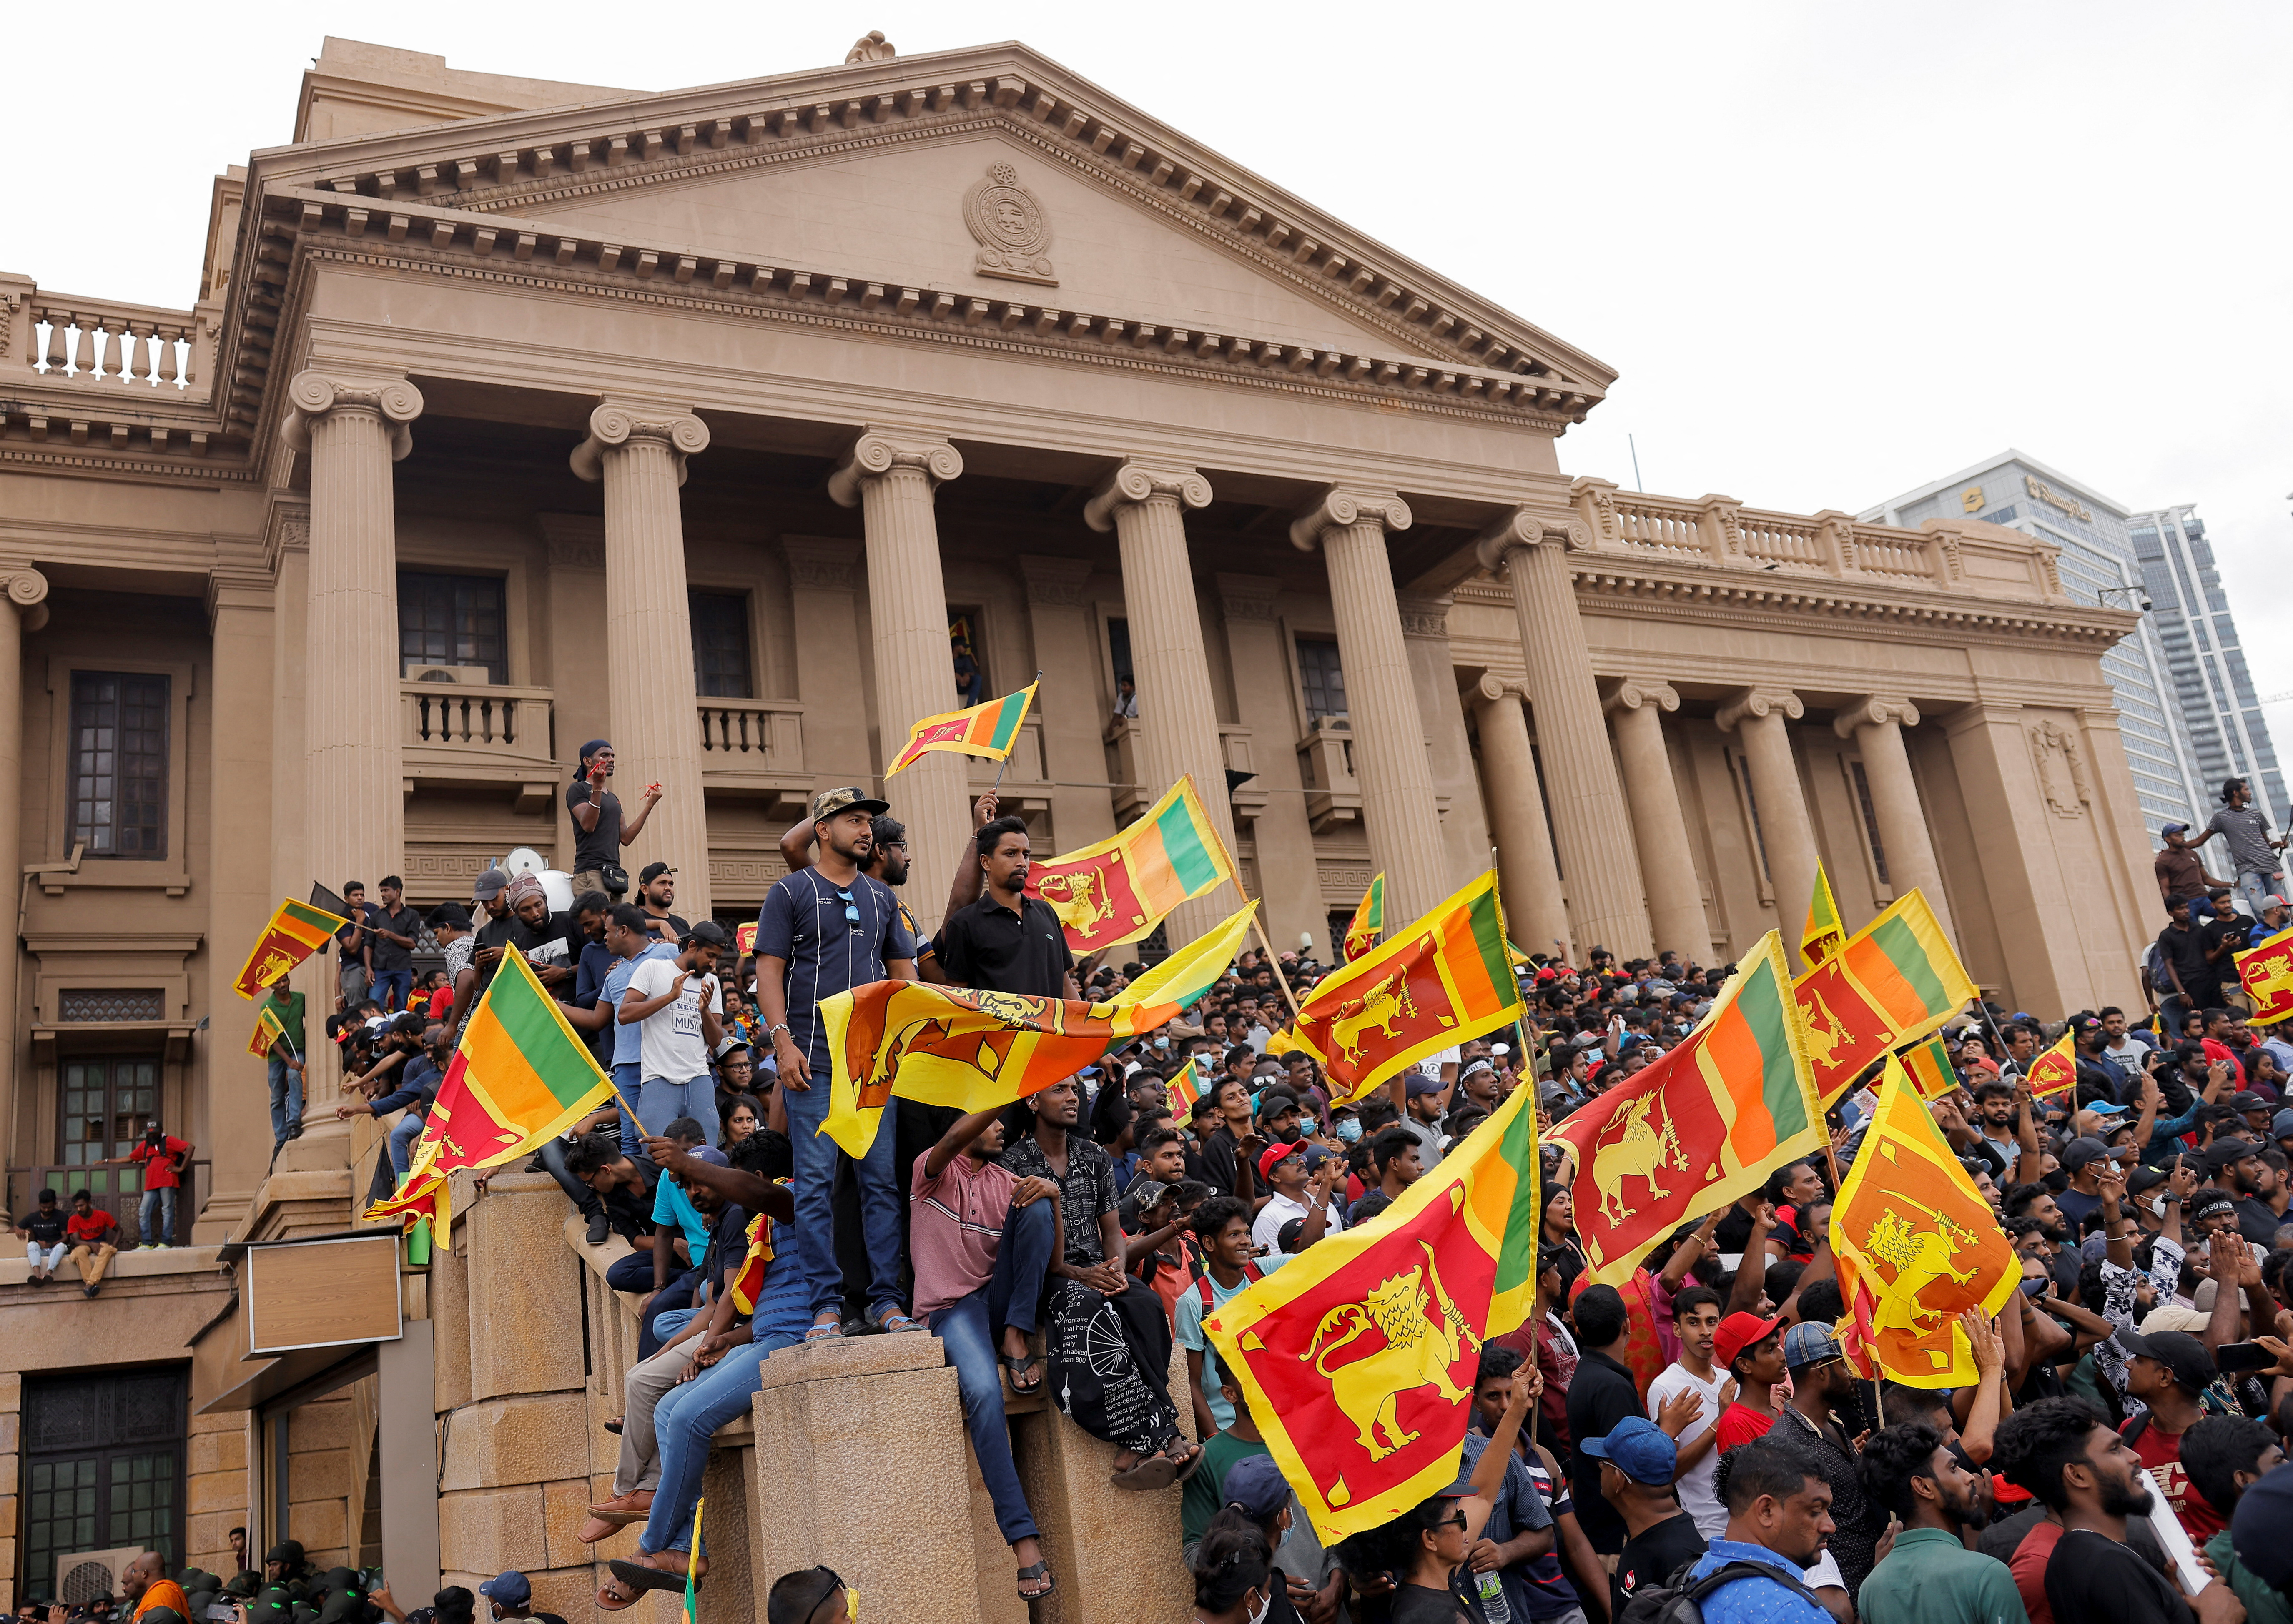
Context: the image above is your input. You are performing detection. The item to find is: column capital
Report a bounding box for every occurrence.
[0,564,49,635]
[1832,695,1922,739]
[1715,686,1804,733]
[281,370,423,460]
[1601,677,1681,717]
[1018,554,1093,606]
[1470,671,1527,709]
[1082,460,1211,532]
[826,426,962,506]
[570,400,709,485]
[1473,506,1591,573]
[1289,486,1411,553]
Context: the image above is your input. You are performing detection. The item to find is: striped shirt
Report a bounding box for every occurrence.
[754,867,916,1067]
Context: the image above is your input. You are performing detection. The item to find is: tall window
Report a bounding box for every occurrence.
[689,591,753,698]
[1106,618,1132,687]
[1849,760,1891,887]
[397,571,507,682]
[68,673,169,859]
[59,1056,160,1165]
[23,1369,186,1603]
[1297,638,1348,723]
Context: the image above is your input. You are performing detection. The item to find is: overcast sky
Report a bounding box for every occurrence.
[9,3,2288,742]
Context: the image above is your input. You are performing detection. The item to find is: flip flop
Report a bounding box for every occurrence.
[867,1304,926,1334]
[609,1560,699,1597]
[1015,1561,1055,1602]
[1002,1352,1044,1396]
[805,1314,844,1343]
[1168,1440,1206,1484]
[595,1584,641,1614]
[602,1418,623,1435]
[1109,1453,1179,1491]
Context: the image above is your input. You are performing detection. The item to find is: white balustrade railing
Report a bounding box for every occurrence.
[28,299,201,388]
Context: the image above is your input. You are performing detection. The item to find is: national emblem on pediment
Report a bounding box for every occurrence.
[964,161,1058,286]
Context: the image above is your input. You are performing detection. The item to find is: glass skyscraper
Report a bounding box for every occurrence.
[2127,504,2286,826]
[1861,451,2207,832]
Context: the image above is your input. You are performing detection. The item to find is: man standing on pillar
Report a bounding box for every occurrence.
[569,740,662,897]
[754,787,920,1341]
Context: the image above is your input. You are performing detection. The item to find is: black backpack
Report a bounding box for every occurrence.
[1617,1559,1826,1624]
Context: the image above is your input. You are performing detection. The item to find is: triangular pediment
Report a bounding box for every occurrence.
[256,40,1614,403]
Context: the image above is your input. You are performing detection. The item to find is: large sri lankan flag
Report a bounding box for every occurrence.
[1202,1082,1540,1542]
[232,897,348,1000]
[1023,775,1235,954]
[1794,889,1976,1108]
[1285,873,1523,1108]
[2237,925,2293,1025]
[1547,931,1824,1286]
[818,901,1258,1158]
[887,682,1036,775]
[365,950,613,1231]
[1831,1057,2016,1386]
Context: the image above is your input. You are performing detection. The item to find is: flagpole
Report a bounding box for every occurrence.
[1250,915,1306,1025]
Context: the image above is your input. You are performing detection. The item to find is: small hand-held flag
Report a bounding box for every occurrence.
[887,682,1037,775]
[233,897,349,1000]
[1343,874,1385,961]
[246,1005,290,1060]
[1166,1053,1215,1120]
[1898,1033,1959,1101]
[1024,775,1236,954]
[1803,860,1845,967]
[2022,1027,2078,1099]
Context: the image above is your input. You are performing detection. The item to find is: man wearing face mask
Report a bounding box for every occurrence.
[1854,1422,2015,1624]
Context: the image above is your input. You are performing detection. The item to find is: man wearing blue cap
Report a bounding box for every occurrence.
[478,1572,564,1624]
[1585,1416,1706,1620]
[1764,1321,1883,1605]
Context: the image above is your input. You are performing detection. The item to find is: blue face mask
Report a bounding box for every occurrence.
[1335,1118,1362,1144]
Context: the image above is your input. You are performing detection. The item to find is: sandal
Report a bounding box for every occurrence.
[603,1417,623,1435]
[866,1303,926,1334]
[609,1559,700,1596]
[595,1584,641,1614]
[1168,1439,1206,1484]
[1002,1352,1044,1396]
[1015,1561,1055,1601]
[1109,1452,1179,1491]
[805,1313,844,1343]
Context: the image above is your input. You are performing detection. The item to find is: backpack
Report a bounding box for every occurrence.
[1192,1261,1264,1307]
[1617,1559,1826,1624]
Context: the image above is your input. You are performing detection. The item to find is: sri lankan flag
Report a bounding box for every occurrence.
[1803,860,1845,967]
[1794,889,1976,1108]
[1166,1054,1215,1120]
[1344,874,1385,961]
[819,901,1257,1157]
[1547,931,1823,1286]
[232,897,347,1000]
[887,682,1036,775]
[1024,775,1236,954]
[1285,874,1522,1108]
[365,950,613,1228]
[1202,1080,1541,1541]
[1831,1057,2017,1386]
[2237,925,2293,1024]
[2023,1028,2077,1099]
[1899,1033,1960,1102]
[246,1005,289,1060]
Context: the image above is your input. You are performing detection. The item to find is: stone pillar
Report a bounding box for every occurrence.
[1833,697,1953,940]
[572,402,714,920]
[1215,574,1325,955]
[1470,675,1570,960]
[829,429,968,935]
[1603,678,1714,963]
[1476,509,1653,958]
[1716,687,1818,968]
[0,567,44,1221]
[1400,596,1489,898]
[1019,555,1117,851]
[282,371,419,913]
[1290,489,1446,925]
[781,538,873,799]
[1086,461,1236,946]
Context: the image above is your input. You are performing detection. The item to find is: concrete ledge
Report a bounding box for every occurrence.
[0,1243,221,1285]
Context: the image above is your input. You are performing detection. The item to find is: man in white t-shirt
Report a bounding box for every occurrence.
[619,920,729,1146]
[1250,1143,1344,1253]
[1643,1286,1736,1539]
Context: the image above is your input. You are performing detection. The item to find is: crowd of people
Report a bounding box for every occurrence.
[276,745,2293,1623]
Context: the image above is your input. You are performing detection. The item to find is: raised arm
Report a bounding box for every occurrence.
[645,1137,793,1221]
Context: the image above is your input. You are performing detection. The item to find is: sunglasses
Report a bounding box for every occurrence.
[834,887,862,935]
[1435,1510,1469,1531]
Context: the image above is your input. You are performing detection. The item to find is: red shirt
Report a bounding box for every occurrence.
[2127,1414,2226,1543]
[133,1136,189,1189]
[67,1209,118,1245]
[1715,1401,1776,1451]
[2010,1519,2061,1624]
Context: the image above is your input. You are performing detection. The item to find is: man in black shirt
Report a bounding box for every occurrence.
[369,875,421,1014]
[637,863,689,946]
[1766,1321,1887,1598]
[334,879,374,1012]
[567,740,661,895]
[1591,1417,1706,1619]
[934,817,1078,1000]
[1198,1077,1259,1203]
[1563,1283,1647,1556]
[15,1187,67,1283]
[2156,898,2226,1023]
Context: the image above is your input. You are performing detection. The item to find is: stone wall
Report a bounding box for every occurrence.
[186,1410,252,1579]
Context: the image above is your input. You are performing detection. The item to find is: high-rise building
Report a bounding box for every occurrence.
[2125,504,2287,827]
[1863,451,2207,830]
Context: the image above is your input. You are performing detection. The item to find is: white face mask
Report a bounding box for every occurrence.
[1246,1589,1272,1624]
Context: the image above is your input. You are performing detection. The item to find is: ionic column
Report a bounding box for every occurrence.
[0,568,46,1203]
[1717,687,1819,967]
[1834,697,1953,940]
[828,429,968,935]
[572,402,715,920]
[283,371,420,911]
[1470,675,1570,960]
[1603,678,1713,964]
[1086,461,1235,945]
[1290,489,1447,925]
[1476,509,1653,958]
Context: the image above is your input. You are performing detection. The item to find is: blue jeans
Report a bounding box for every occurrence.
[783,1060,904,1319]
[640,1316,808,1556]
[266,1056,303,1146]
[615,1063,644,1155]
[372,968,413,1012]
[2238,870,2285,919]
[652,1307,698,1343]
[927,1198,1054,1544]
[388,1112,426,1180]
[639,1075,718,1150]
[138,1185,176,1246]
[640,1271,700,1361]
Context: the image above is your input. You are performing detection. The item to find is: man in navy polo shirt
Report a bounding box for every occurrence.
[754,786,918,1341]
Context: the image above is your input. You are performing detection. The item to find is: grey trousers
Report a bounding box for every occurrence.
[613,1337,698,1496]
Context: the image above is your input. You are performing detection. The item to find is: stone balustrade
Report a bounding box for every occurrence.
[693,696,808,813]
[27,296,204,388]
[400,680,559,804]
[1295,717,1360,833]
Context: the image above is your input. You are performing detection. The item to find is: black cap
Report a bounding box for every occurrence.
[684,920,732,949]
[639,861,677,884]
[2118,1328,2218,1393]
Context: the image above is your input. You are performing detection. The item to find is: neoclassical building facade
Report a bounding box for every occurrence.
[0,31,2158,1607]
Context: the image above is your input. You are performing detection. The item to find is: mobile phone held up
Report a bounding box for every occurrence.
[2216,1341,2280,1375]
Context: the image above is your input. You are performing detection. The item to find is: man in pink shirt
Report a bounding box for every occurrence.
[913,1103,1061,1605]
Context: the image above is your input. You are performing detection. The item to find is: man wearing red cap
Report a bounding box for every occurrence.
[1711,1311,1789,1451]
[1250,1141,1343,1253]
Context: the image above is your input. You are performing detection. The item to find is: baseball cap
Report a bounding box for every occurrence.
[2060,1137,2109,1172]
[477,1575,530,1610]
[2233,1092,2270,1113]
[1712,1311,1784,1371]
[2273,1108,2293,1140]
[2264,895,2290,911]
[683,920,732,949]
[471,867,509,901]
[1406,1073,1446,1098]
[1782,1319,1844,1371]
[1219,1454,1291,1522]
[2163,822,2191,836]
[1257,1141,1305,1179]
[1580,1416,1678,1486]
[639,861,677,884]
[2127,1165,2169,1197]
[811,785,890,821]
[2117,1328,2218,1393]
[682,1146,730,1168]
[2203,1136,2263,1177]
